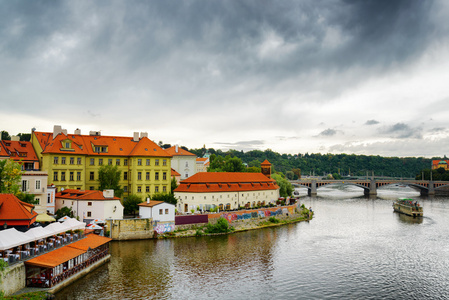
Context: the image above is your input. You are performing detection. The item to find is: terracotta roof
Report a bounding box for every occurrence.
[25,246,86,268]
[174,172,279,193]
[196,158,208,162]
[171,168,181,177]
[55,189,120,201]
[165,146,196,156]
[0,140,38,162]
[25,234,112,268]
[261,159,271,166]
[138,200,166,207]
[0,194,38,225]
[68,233,112,251]
[33,131,171,157]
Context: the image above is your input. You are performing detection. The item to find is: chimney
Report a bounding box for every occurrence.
[133,132,139,142]
[140,132,148,139]
[11,135,20,141]
[175,144,179,153]
[146,197,150,204]
[89,131,101,136]
[74,128,81,135]
[62,129,67,135]
[53,125,63,139]
[103,189,114,198]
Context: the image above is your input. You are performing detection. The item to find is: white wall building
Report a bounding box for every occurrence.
[55,189,124,221]
[165,145,197,180]
[20,171,55,214]
[138,199,175,222]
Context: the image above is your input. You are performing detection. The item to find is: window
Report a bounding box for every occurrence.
[124,186,128,192]
[163,186,167,192]
[108,159,112,165]
[165,209,169,214]
[124,172,128,180]
[70,171,74,181]
[146,159,150,166]
[90,158,94,165]
[159,209,163,215]
[155,159,159,166]
[185,174,188,178]
[90,172,94,180]
[53,172,58,181]
[138,159,142,166]
[163,172,167,180]
[77,172,81,181]
[155,172,159,180]
[94,146,101,152]
[88,202,92,206]
[124,159,128,166]
[146,172,150,180]
[185,162,188,167]
[163,159,167,166]
[116,159,120,165]
[155,186,159,192]
[138,172,142,180]
[146,186,150,192]
[101,147,107,153]
[98,158,103,165]
[61,157,66,164]
[70,157,74,165]
[65,142,70,148]
[87,211,92,217]
[137,186,142,193]
[54,157,59,164]
[36,180,41,190]
[22,180,28,192]
[61,172,66,181]
[77,157,82,165]
[47,194,51,204]
[90,186,94,190]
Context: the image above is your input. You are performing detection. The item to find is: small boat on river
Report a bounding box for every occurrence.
[393,198,423,217]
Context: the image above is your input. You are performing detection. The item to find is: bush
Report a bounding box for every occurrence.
[204,217,234,234]
[268,217,280,223]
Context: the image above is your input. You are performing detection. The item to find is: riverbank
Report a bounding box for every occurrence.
[160,207,313,238]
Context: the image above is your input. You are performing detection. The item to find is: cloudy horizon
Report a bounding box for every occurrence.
[2,0,449,158]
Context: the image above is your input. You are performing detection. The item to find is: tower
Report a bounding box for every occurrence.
[261,159,272,179]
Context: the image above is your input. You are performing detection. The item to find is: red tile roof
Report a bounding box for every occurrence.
[55,189,120,201]
[33,131,171,157]
[174,172,279,193]
[68,233,112,251]
[137,200,165,207]
[171,168,181,177]
[0,194,38,226]
[0,140,39,162]
[261,159,271,166]
[196,158,208,162]
[165,146,196,156]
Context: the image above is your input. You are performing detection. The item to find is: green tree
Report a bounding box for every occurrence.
[271,173,293,198]
[0,159,23,194]
[55,206,74,220]
[16,192,38,204]
[171,177,178,193]
[18,133,31,141]
[285,171,295,180]
[98,165,123,197]
[123,194,142,216]
[1,130,11,141]
[150,192,178,205]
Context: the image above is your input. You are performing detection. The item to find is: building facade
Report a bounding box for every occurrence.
[432,159,449,170]
[31,126,172,200]
[165,145,197,180]
[174,171,280,213]
[55,189,124,221]
[138,200,175,222]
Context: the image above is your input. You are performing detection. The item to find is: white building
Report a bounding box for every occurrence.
[138,199,175,222]
[55,189,123,221]
[174,171,280,213]
[196,157,209,173]
[21,171,55,214]
[165,145,197,180]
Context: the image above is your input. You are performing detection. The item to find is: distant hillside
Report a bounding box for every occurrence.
[188,148,433,179]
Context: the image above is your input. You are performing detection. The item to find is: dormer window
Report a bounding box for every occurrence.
[65,142,70,148]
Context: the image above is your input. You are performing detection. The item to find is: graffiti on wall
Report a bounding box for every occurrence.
[154,222,175,234]
[220,208,288,223]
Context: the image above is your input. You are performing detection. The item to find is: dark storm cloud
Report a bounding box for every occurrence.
[379,123,422,139]
[318,128,338,137]
[365,120,380,125]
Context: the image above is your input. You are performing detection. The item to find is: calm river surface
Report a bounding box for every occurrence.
[56,185,449,299]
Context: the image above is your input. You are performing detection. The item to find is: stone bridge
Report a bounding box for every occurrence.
[291,179,449,196]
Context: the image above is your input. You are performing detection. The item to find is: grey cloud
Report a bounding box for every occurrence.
[430,127,446,132]
[365,120,380,125]
[318,129,338,137]
[379,123,422,139]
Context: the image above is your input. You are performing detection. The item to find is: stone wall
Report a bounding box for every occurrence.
[107,218,154,241]
[1,262,26,297]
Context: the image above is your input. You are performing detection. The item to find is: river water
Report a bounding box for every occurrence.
[56,184,449,299]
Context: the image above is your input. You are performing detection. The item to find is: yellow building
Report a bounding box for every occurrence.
[31,126,172,200]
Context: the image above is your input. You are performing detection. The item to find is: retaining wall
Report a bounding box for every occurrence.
[1,262,26,297]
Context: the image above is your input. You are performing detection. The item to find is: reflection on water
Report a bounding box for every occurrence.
[56,184,449,299]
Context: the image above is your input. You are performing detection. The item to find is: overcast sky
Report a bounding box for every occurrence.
[1,0,449,158]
